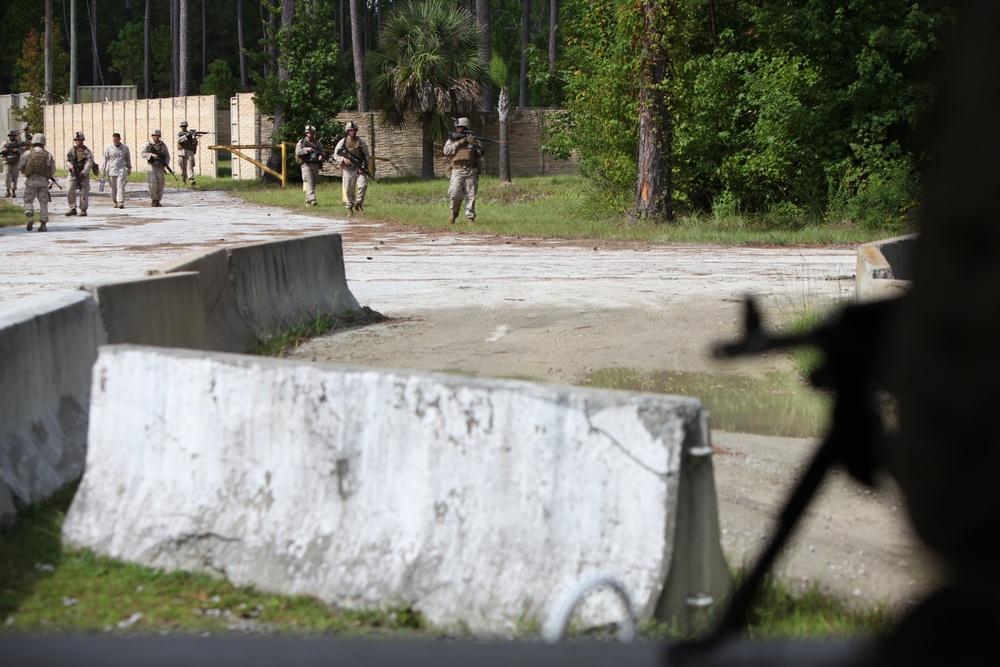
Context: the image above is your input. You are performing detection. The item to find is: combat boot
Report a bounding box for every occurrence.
[25,212,33,231]
[448,213,457,224]
[38,221,47,232]
[3,189,9,198]
[79,210,88,217]
[65,208,77,216]
[355,203,364,213]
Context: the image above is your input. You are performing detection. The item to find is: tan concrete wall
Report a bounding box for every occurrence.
[230,93,578,180]
[43,96,219,179]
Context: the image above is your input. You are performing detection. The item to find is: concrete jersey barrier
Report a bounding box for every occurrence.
[0,233,360,527]
[63,345,730,634]
[0,292,105,527]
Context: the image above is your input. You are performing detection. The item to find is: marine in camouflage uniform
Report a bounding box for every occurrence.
[333,121,370,216]
[295,125,325,206]
[65,131,95,216]
[17,133,56,232]
[176,121,198,185]
[442,117,484,224]
[141,129,170,207]
[2,130,24,197]
[102,133,132,209]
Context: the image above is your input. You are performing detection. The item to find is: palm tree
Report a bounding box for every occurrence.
[489,54,511,183]
[366,0,486,180]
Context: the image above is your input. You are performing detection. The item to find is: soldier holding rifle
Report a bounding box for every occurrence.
[141,129,171,207]
[295,125,326,207]
[17,133,56,232]
[65,131,94,217]
[333,121,371,216]
[176,120,208,186]
[442,117,485,224]
[2,130,25,198]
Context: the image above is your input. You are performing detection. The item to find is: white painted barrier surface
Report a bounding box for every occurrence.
[64,346,708,633]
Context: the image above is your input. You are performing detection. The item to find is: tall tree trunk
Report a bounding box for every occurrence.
[421,115,435,180]
[144,0,151,97]
[519,0,530,107]
[633,0,673,222]
[477,0,492,112]
[91,0,100,85]
[349,0,369,111]
[45,0,53,104]
[265,0,295,183]
[70,0,78,103]
[548,0,558,77]
[237,0,248,89]
[202,0,207,80]
[179,0,190,96]
[171,0,179,96]
[498,85,511,182]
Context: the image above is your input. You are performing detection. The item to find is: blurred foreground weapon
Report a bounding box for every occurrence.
[48,176,62,190]
[670,296,901,662]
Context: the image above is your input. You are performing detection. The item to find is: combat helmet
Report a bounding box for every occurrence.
[74,131,85,141]
[32,133,46,145]
[345,121,358,131]
[305,125,316,133]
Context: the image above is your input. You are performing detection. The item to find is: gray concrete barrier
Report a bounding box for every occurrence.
[856,234,917,302]
[0,234,360,527]
[89,272,208,349]
[157,234,361,351]
[63,345,731,635]
[0,292,105,528]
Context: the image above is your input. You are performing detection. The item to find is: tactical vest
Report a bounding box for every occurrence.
[344,136,364,160]
[450,142,480,168]
[24,149,51,178]
[73,146,87,162]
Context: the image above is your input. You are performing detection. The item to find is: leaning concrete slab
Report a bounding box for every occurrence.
[89,271,208,349]
[64,345,729,634]
[0,292,105,528]
[227,233,361,341]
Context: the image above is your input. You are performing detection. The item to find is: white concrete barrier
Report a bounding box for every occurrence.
[0,292,105,527]
[0,234,360,527]
[63,345,730,634]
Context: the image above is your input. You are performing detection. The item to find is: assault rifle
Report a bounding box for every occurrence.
[336,146,379,184]
[1,141,25,160]
[48,176,62,190]
[670,296,900,661]
[147,150,179,181]
[181,130,211,138]
[449,129,504,145]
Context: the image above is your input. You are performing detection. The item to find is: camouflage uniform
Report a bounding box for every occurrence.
[65,132,94,216]
[176,122,198,185]
[102,134,132,208]
[295,126,325,206]
[333,122,370,215]
[141,131,170,207]
[17,135,56,231]
[442,118,484,224]
[2,131,24,197]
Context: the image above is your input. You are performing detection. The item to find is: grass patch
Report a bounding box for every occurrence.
[0,198,23,228]
[2,483,898,641]
[202,173,898,246]
[250,307,389,357]
[0,484,426,636]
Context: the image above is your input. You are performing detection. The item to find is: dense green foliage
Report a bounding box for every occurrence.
[250,0,356,175]
[550,0,956,228]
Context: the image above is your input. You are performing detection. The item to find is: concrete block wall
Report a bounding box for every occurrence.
[43,96,218,180]
[856,234,918,302]
[0,233,360,527]
[63,346,730,634]
[0,292,105,528]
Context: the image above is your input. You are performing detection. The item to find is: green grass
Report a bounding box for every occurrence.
[203,173,899,246]
[250,307,389,357]
[0,198,23,227]
[2,481,900,640]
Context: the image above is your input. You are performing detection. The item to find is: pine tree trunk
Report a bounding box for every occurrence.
[349,0,369,111]
[519,0,530,107]
[421,116,435,180]
[237,0,248,90]
[633,0,674,222]
[498,87,511,182]
[477,0,492,112]
[144,0,151,97]
[179,0,189,96]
